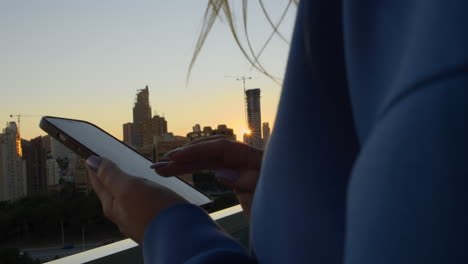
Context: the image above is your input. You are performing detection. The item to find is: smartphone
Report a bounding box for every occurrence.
[40,116,212,207]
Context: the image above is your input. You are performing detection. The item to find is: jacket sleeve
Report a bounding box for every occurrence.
[345,70,468,264]
[344,1,468,263]
[143,203,256,264]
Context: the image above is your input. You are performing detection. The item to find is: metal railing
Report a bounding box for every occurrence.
[45,205,248,264]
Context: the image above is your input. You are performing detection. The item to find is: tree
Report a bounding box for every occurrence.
[0,248,40,264]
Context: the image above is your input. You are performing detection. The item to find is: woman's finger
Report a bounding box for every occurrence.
[86,156,135,198]
[154,140,262,177]
[154,161,218,176]
[186,135,227,145]
[161,136,229,158]
[169,139,263,169]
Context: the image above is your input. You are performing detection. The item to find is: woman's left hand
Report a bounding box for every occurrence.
[85,156,187,244]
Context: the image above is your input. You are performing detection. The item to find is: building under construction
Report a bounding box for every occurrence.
[245,88,263,149]
[132,86,152,147]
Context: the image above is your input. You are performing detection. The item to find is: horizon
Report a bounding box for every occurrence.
[11,85,269,142]
[6,84,274,142]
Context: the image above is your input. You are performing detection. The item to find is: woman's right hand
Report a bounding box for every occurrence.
[152,136,263,219]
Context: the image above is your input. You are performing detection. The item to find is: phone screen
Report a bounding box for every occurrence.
[41,116,212,206]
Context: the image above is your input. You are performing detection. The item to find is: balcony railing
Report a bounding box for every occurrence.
[44,205,248,264]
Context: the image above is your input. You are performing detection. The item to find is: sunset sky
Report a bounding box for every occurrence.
[1,1,296,141]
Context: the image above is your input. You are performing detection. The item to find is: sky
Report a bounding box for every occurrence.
[0,1,297,141]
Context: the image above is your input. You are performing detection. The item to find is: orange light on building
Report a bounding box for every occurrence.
[16,131,22,157]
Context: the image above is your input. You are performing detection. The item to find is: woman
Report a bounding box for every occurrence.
[86,0,468,263]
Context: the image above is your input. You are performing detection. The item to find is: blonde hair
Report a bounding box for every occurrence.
[188,0,298,83]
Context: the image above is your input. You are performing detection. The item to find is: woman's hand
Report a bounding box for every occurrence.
[152,136,263,219]
[85,156,187,244]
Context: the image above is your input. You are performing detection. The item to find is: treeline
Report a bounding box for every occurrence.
[0,248,40,264]
[0,184,121,247]
[0,172,239,247]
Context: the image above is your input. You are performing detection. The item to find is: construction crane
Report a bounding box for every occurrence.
[9,114,43,131]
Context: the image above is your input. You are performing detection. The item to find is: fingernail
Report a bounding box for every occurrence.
[214,169,239,182]
[163,147,184,158]
[86,155,102,172]
[150,162,169,169]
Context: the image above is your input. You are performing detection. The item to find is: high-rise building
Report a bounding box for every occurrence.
[50,138,78,183]
[122,122,133,146]
[245,88,263,148]
[50,137,74,160]
[125,86,171,148]
[42,135,52,155]
[132,86,152,147]
[262,122,271,148]
[0,122,27,201]
[22,136,47,195]
[42,136,59,188]
[141,115,168,147]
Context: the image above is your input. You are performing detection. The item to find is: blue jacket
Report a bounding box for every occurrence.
[144,1,468,263]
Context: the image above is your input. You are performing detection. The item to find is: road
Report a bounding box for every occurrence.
[22,242,111,262]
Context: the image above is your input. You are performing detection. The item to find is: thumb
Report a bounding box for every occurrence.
[86,155,132,197]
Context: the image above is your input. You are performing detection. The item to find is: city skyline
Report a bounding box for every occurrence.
[1,1,296,142]
[5,82,274,142]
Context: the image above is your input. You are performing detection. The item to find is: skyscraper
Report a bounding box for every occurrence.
[262,122,271,148]
[0,122,27,201]
[42,135,60,187]
[245,88,263,148]
[22,136,47,195]
[132,85,152,147]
